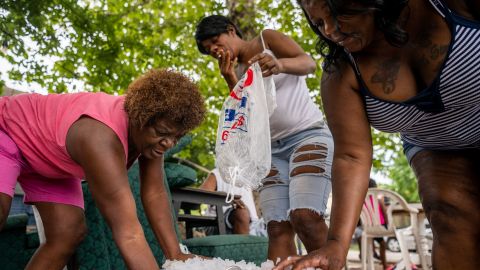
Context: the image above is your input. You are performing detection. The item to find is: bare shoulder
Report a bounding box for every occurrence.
[260,29,283,39]
[260,29,306,58]
[321,62,373,157]
[260,29,287,47]
[66,117,125,165]
[261,29,297,45]
[321,62,359,96]
[321,62,366,124]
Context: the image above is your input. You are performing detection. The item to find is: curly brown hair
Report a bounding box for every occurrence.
[124,69,206,132]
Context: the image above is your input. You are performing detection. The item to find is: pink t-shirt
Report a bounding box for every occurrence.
[0,92,129,179]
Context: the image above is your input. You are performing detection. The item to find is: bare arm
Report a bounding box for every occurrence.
[322,67,373,254]
[274,67,373,270]
[67,117,159,269]
[249,29,316,77]
[138,156,193,260]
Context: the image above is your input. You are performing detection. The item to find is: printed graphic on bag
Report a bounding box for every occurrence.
[215,63,276,190]
[220,70,252,144]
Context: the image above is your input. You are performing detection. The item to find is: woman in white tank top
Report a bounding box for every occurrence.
[195,15,334,263]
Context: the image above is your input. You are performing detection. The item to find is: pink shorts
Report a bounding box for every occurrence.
[0,128,84,209]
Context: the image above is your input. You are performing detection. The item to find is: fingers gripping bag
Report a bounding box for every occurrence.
[215,63,276,202]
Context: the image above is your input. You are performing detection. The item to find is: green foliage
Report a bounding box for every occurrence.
[370,131,419,201]
[1,0,415,194]
[386,154,420,202]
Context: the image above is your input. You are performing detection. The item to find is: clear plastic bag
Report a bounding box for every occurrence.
[215,63,276,201]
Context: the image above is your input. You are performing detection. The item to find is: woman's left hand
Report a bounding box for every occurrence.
[273,240,346,270]
[232,198,246,209]
[172,253,207,261]
[248,53,284,77]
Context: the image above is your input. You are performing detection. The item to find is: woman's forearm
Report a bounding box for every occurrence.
[278,54,316,75]
[142,191,183,259]
[112,221,160,269]
[327,156,371,252]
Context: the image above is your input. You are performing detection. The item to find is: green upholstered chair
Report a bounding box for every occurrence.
[0,214,37,269]
[183,235,268,266]
[75,162,268,269]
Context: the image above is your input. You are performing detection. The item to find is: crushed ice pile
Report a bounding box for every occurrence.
[162,257,275,270]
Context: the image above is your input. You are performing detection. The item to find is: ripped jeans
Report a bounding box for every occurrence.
[258,127,333,224]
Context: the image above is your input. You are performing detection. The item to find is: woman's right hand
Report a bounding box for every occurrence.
[273,240,347,270]
[216,49,238,88]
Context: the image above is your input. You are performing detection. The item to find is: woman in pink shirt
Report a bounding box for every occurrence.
[0,69,206,269]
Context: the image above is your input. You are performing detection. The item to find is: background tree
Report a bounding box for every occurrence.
[0,0,418,201]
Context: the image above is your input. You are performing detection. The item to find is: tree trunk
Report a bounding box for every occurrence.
[226,0,257,40]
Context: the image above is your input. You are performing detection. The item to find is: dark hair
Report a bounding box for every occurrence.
[298,0,409,72]
[124,69,206,132]
[195,15,243,55]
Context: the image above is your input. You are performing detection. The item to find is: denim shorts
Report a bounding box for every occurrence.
[258,127,333,223]
[403,141,424,165]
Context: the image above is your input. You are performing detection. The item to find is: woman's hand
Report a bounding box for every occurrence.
[171,253,200,261]
[248,53,284,77]
[217,49,238,88]
[232,198,246,209]
[273,240,346,270]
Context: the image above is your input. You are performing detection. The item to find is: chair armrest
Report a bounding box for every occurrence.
[392,204,419,214]
[406,206,419,214]
[3,214,28,230]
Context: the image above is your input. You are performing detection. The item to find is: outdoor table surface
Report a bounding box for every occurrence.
[171,187,240,237]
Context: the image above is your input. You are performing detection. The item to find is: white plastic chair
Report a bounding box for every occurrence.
[32,205,69,270]
[359,188,418,270]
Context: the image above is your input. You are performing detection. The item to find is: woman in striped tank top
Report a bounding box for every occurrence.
[275,1,480,270]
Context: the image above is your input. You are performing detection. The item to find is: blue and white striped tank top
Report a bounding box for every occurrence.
[349,0,480,150]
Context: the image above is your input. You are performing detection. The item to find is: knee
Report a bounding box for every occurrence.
[69,221,88,246]
[290,208,326,236]
[267,221,293,240]
[422,194,469,238]
[48,220,88,250]
[233,208,250,225]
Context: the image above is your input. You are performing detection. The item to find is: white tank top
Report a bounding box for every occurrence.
[256,31,325,140]
[213,169,259,221]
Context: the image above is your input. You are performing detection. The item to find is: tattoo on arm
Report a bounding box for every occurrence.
[430,44,449,60]
[370,58,401,94]
[414,36,449,72]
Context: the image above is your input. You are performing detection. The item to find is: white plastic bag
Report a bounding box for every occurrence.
[215,63,276,200]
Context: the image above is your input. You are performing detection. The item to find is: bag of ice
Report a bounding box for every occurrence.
[162,257,275,270]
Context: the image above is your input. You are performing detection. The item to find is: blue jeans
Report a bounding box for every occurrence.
[259,127,333,223]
